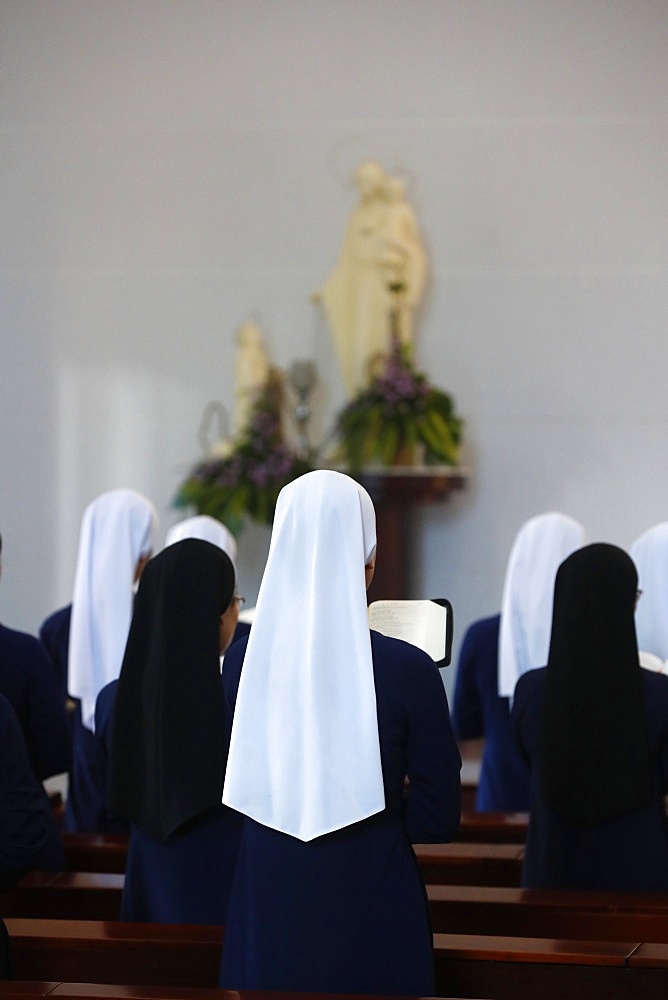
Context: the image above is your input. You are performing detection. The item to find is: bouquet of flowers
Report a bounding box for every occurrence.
[333,336,462,471]
[175,371,314,535]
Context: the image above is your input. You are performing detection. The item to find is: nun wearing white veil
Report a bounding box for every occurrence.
[219,470,460,995]
[95,513,248,838]
[498,512,586,700]
[631,523,668,673]
[164,515,251,645]
[165,515,238,564]
[63,488,157,832]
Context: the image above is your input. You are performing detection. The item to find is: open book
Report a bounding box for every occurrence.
[639,650,668,674]
[368,598,453,667]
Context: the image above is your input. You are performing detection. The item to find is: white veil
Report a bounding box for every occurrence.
[68,488,157,730]
[631,523,668,662]
[498,512,585,699]
[222,470,385,841]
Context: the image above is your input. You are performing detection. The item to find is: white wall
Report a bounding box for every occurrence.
[1,0,667,697]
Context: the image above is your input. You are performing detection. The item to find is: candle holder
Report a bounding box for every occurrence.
[288,360,318,459]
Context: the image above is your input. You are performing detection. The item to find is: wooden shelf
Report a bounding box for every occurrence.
[347,467,469,602]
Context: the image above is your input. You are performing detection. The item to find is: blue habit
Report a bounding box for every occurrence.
[41,605,128,833]
[0,693,64,891]
[219,630,461,995]
[0,621,71,783]
[95,637,249,924]
[451,614,531,811]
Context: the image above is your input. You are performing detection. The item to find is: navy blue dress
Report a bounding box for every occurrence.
[219,630,461,995]
[512,666,668,890]
[40,605,127,833]
[451,614,531,811]
[68,698,128,835]
[96,673,245,924]
[39,606,71,706]
[0,694,64,891]
[0,622,71,783]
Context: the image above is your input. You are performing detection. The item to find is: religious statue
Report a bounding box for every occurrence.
[233,319,271,437]
[314,160,428,396]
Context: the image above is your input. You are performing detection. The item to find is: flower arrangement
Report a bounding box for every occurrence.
[332,336,462,471]
[175,370,314,535]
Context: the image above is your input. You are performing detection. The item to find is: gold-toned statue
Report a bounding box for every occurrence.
[314,160,427,395]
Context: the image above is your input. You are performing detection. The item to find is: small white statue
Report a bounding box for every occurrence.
[233,320,271,437]
[315,160,428,395]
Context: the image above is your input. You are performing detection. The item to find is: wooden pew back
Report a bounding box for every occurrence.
[1,872,123,921]
[413,842,524,885]
[5,919,222,989]
[427,883,668,940]
[6,919,668,999]
[62,833,527,886]
[454,811,528,843]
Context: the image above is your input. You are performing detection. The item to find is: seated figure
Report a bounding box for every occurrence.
[0,693,64,892]
[0,533,71,784]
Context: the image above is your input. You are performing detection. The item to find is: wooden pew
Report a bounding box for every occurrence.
[0,987,238,1000]
[413,842,524,886]
[0,872,123,921]
[11,872,668,952]
[460,780,477,812]
[427,883,668,940]
[62,834,526,886]
[432,932,659,999]
[454,811,528,844]
[5,919,668,999]
[4,919,222,988]
[0,984,471,1000]
[62,836,128,875]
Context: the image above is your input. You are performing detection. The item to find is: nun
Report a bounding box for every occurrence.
[630,522,668,673]
[511,543,668,891]
[498,512,586,699]
[107,538,242,923]
[164,514,250,644]
[0,533,71,785]
[452,512,585,812]
[219,470,461,994]
[40,488,157,833]
[94,513,251,825]
[0,693,65,891]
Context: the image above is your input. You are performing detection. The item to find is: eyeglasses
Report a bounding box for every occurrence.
[233,595,246,607]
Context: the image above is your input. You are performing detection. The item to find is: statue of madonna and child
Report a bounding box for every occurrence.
[313,159,428,397]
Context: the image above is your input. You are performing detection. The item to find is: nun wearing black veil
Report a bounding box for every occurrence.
[512,543,668,891]
[219,470,461,994]
[107,538,242,923]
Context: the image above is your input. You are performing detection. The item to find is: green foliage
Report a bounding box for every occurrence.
[175,373,315,535]
[334,340,463,471]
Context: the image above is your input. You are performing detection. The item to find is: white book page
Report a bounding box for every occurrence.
[639,649,667,674]
[368,599,447,662]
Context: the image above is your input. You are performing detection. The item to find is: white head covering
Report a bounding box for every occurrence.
[165,515,238,570]
[631,523,668,661]
[222,469,384,842]
[68,488,158,731]
[498,512,585,699]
